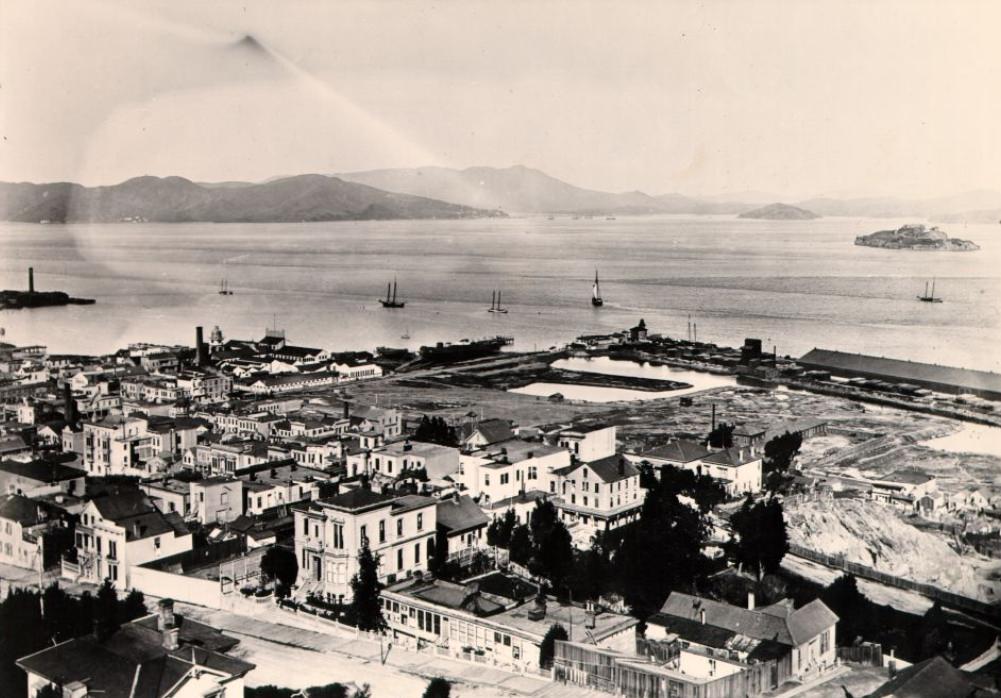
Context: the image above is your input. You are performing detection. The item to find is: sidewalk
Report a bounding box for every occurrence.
[176,601,554,696]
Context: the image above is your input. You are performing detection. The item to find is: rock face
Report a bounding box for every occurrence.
[785,497,993,600]
[855,224,979,251]
[737,203,820,220]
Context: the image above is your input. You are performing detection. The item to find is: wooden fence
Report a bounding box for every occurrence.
[788,544,1001,620]
[837,642,883,666]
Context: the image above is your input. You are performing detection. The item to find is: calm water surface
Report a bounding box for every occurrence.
[1,216,998,370]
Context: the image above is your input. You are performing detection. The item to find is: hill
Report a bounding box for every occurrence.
[0,175,504,223]
[738,202,820,220]
[338,165,675,214]
[854,223,979,251]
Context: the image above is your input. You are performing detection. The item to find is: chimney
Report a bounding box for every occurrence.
[711,404,716,431]
[747,592,755,610]
[738,449,745,461]
[28,267,34,293]
[585,600,597,629]
[157,598,176,632]
[699,608,706,625]
[63,383,78,425]
[162,625,180,651]
[528,592,548,620]
[343,400,350,419]
[195,327,208,366]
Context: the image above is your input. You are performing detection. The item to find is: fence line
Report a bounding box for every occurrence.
[788,544,1001,620]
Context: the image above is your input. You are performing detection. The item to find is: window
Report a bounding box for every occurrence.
[360,525,368,546]
[414,541,421,564]
[108,540,117,559]
[397,519,404,537]
[379,520,386,543]
[417,513,423,531]
[220,491,229,505]
[397,548,404,570]
[484,475,490,486]
[583,496,588,507]
[821,629,830,654]
[528,466,538,480]
[154,537,161,549]
[500,473,509,485]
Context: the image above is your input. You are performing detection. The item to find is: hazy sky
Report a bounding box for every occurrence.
[2,0,999,198]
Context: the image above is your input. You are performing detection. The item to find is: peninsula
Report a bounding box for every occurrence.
[738,202,820,220]
[0,268,95,310]
[855,223,979,251]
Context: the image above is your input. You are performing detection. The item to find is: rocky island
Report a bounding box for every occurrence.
[738,202,820,220]
[855,224,979,251]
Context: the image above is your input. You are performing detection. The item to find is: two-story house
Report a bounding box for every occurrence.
[552,455,643,535]
[293,489,437,604]
[0,493,45,570]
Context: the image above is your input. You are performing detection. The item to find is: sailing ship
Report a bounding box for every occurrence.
[380,278,405,308]
[591,269,604,307]
[488,290,509,314]
[218,279,233,295]
[917,279,943,303]
[401,327,411,340]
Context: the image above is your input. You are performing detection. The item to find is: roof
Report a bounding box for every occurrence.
[313,488,395,513]
[644,613,789,662]
[391,494,438,514]
[556,455,638,483]
[656,593,837,647]
[16,611,252,698]
[469,419,515,445]
[800,348,1001,394]
[436,495,489,534]
[702,447,761,467]
[865,655,995,697]
[0,458,83,483]
[0,493,41,525]
[90,490,187,541]
[637,440,711,463]
[479,439,566,467]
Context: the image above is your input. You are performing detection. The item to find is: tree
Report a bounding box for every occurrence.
[533,521,575,594]
[349,541,386,631]
[487,509,517,548]
[658,464,727,513]
[763,431,802,493]
[415,415,457,447]
[262,546,299,595]
[120,589,148,622]
[306,684,350,698]
[509,524,532,566]
[820,574,874,647]
[422,677,452,698]
[539,623,568,669]
[705,422,735,449]
[429,527,449,576]
[34,686,62,698]
[0,588,46,698]
[728,495,789,581]
[95,579,120,640]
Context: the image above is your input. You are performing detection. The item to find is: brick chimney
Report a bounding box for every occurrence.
[747,592,755,610]
[62,681,88,698]
[699,608,706,624]
[158,598,179,650]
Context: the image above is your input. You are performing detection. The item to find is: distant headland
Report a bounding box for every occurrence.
[737,203,820,220]
[0,267,95,309]
[854,224,979,251]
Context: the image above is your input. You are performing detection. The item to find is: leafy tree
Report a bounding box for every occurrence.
[414,415,457,447]
[509,524,532,566]
[569,532,612,601]
[705,422,735,449]
[728,495,789,581]
[820,574,873,647]
[120,589,148,622]
[658,464,727,513]
[487,509,517,548]
[539,623,568,669]
[763,431,802,493]
[95,579,120,640]
[262,546,299,595]
[349,541,386,631]
[429,527,449,576]
[422,677,452,698]
[306,684,350,698]
[0,588,46,698]
[246,687,295,698]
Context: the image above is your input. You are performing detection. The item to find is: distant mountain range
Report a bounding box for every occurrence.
[3,166,1000,222]
[0,175,503,223]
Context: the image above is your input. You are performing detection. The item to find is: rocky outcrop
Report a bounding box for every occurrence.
[855,224,979,250]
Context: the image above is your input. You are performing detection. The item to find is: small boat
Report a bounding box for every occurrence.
[488,290,509,314]
[401,327,411,340]
[917,279,943,303]
[218,279,234,295]
[591,269,604,307]
[380,278,405,308]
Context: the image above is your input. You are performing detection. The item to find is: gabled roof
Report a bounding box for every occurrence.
[436,494,489,534]
[865,655,994,697]
[469,419,514,445]
[637,440,710,463]
[657,593,838,648]
[0,493,41,525]
[702,447,761,467]
[584,455,638,483]
[0,458,83,483]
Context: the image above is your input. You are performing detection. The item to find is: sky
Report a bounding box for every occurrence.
[1,0,1000,199]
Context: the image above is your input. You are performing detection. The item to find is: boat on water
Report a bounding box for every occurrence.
[591,269,604,307]
[419,336,513,363]
[218,279,234,295]
[401,327,411,339]
[488,290,509,314]
[380,278,405,308]
[917,279,943,303]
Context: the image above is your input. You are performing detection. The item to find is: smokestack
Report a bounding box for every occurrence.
[28,267,34,293]
[343,400,350,419]
[195,326,208,366]
[711,404,716,431]
[157,598,176,631]
[63,383,77,425]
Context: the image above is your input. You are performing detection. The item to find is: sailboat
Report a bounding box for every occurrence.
[401,327,411,340]
[591,269,604,307]
[218,279,234,295]
[488,290,509,314]
[917,278,943,303]
[380,278,405,308]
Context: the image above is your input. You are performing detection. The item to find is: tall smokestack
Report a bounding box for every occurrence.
[711,403,716,431]
[63,383,77,425]
[195,326,208,366]
[28,267,34,293]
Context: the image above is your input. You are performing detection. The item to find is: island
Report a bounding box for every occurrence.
[854,224,979,251]
[0,268,95,309]
[738,203,820,220]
